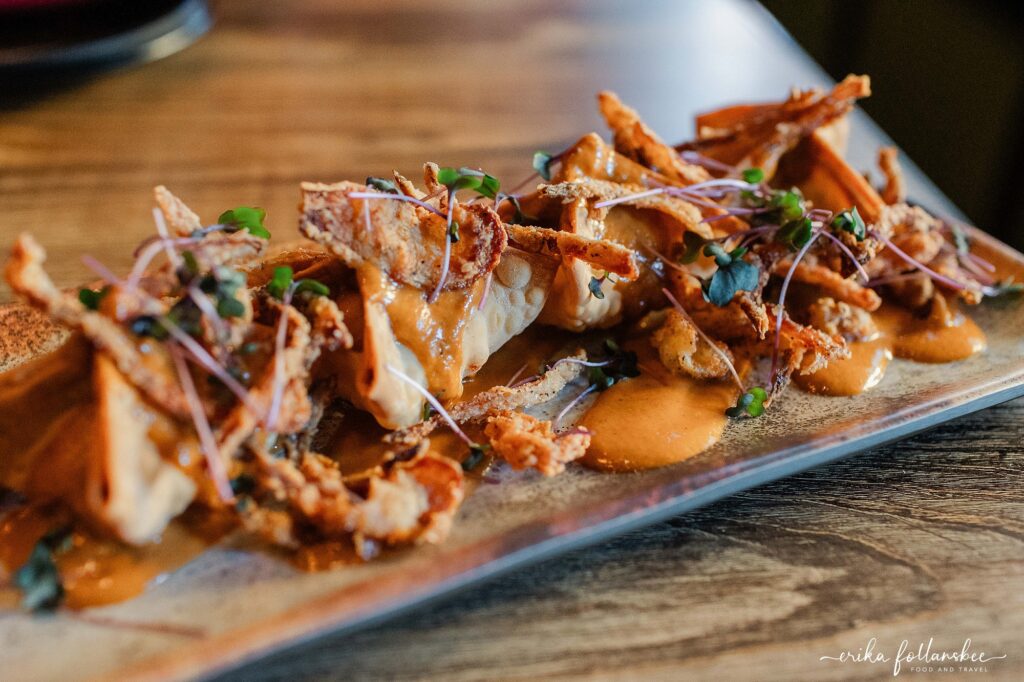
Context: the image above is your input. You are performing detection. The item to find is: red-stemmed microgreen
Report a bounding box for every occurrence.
[265,266,329,432]
[678,150,738,175]
[81,254,261,416]
[868,229,991,296]
[346,190,447,218]
[169,344,234,503]
[770,232,822,381]
[384,363,490,468]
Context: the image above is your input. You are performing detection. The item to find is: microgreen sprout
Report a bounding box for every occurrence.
[700,243,759,307]
[217,206,271,239]
[13,527,70,612]
[741,167,765,184]
[532,151,558,181]
[832,207,866,241]
[462,443,490,472]
[726,387,768,418]
[267,266,329,300]
[365,177,400,194]
[78,286,109,310]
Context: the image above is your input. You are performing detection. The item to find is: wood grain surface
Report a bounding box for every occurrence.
[1,1,1020,679]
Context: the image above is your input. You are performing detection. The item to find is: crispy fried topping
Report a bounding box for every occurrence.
[485,411,590,476]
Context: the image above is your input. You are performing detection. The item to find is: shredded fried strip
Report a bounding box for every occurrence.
[485,411,590,476]
[505,223,639,279]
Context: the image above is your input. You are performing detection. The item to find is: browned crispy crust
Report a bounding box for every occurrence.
[485,411,590,476]
[598,90,710,185]
[505,223,639,279]
[300,179,506,293]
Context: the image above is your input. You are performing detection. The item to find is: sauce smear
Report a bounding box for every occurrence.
[580,344,738,471]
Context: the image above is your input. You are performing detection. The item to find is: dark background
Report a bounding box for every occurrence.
[763,0,1024,251]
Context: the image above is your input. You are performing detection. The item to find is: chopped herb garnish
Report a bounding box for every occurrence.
[294,279,330,296]
[178,250,200,282]
[447,221,460,243]
[588,275,606,299]
[776,217,814,251]
[78,286,109,311]
[700,244,759,307]
[832,207,866,241]
[726,386,768,418]
[462,443,490,471]
[532,151,556,181]
[741,167,764,184]
[422,402,436,421]
[14,528,71,612]
[365,176,400,194]
[239,341,260,355]
[217,206,270,239]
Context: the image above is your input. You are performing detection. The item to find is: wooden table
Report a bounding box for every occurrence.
[1,1,1020,679]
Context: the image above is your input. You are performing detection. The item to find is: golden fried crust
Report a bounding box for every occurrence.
[506,223,639,279]
[5,234,193,418]
[598,90,710,185]
[384,350,588,447]
[689,74,871,177]
[540,178,708,239]
[807,297,879,342]
[154,185,202,236]
[649,308,735,380]
[878,147,906,205]
[772,258,882,311]
[485,410,590,476]
[299,180,506,293]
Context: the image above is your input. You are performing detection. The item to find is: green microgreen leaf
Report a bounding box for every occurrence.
[702,242,733,267]
[726,386,768,418]
[436,166,459,186]
[588,275,606,299]
[217,297,245,318]
[703,256,759,307]
[230,474,256,496]
[78,286,109,311]
[776,217,814,251]
[218,206,270,239]
[770,190,804,223]
[268,266,293,300]
[293,279,330,297]
[742,167,764,184]
[14,528,70,612]
[462,443,490,471]
[447,221,460,243]
[533,151,556,181]
[679,231,708,264]
[832,206,866,241]
[365,176,400,194]
[422,403,436,422]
